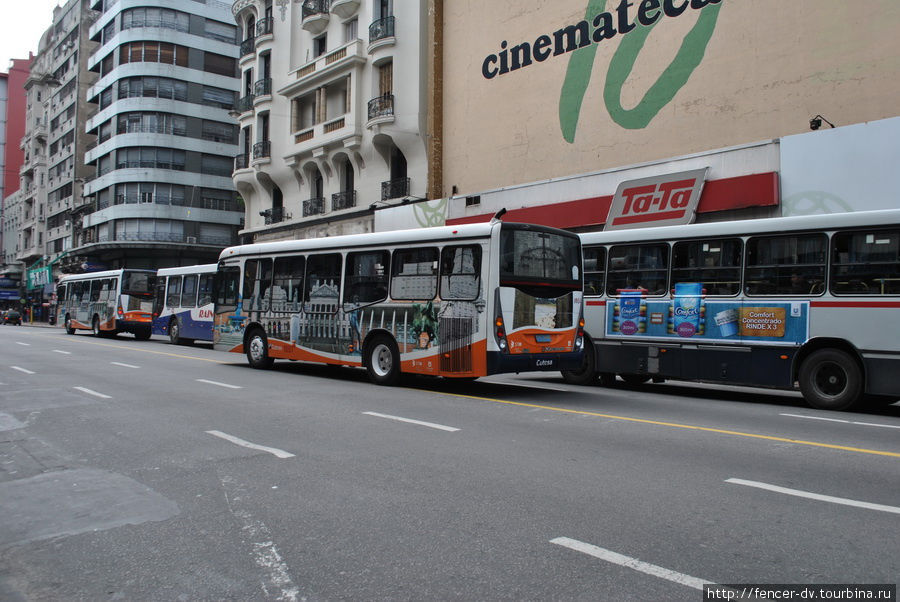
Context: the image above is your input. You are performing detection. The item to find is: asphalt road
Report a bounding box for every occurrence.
[1,324,898,600]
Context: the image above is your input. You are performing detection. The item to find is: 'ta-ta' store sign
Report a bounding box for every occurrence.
[604,168,708,230]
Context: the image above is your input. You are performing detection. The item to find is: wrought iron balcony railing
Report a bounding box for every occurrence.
[381,177,409,201]
[331,190,356,211]
[240,36,255,57]
[256,16,274,36]
[302,0,329,19]
[302,196,325,217]
[234,153,249,170]
[369,15,394,43]
[236,94,255,113]
[368,94,394,120]
[252,140,271,159]
[262,206,289,224]
[254,78,272,96]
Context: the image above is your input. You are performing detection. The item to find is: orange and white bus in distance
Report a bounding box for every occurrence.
[56,269,157,339]
[213,220,584,384]
[564,209,900,411]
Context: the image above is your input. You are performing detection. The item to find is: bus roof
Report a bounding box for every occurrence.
[579,209,900,245]
[58,268,155,283]
[218,222,499,261]
[156,264,218,277]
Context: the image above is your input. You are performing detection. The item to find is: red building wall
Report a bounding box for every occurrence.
[4,55,33,196]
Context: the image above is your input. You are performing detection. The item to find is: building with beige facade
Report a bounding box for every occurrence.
[231,0,439,242]
[377,0,900,232]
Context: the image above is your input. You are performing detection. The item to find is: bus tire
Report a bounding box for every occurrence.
[246,327,274,369]
[65,316,76,335]
[561,337,598,385]
[134,328,151,341]
[799,349,863,411]
[365,335,401,386]
[92,316,102,337]
[620,373,651,385]
[169,318,182,345]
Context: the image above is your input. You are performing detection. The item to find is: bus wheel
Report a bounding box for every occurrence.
[799,349,862,411]
[169,318,182,345]
[620,373,651,385]
[134,328,151,341]
[246,328,274,369]
[365,335,400,386]
[92,317,102,337]
[561,337,597,385]
[65,316,76,335]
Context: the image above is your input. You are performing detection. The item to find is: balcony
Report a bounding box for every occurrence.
[301,0,329,34]
[256,16,274,38]
[283,39,365,96]
[331,190,356,211]
[330,0,359,19]
[302,197,325,217]
[240,37,255,58]
[254,78,272,97]
[381,177,409,201]
[236,94,255,114]
[234,153,249,170]
[252,140,271,161]
[260,206,289,225]
[367,94,395,127]
[369,16,395,47]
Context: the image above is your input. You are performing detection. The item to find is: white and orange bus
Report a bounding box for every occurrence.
[56,269,157,339]
[563,209,900,411]
[213,219,584,384]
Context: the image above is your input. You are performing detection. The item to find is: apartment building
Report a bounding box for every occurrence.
[231,0,439,242]
[78,0,244,270]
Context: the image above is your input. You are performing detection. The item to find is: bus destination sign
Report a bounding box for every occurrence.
[605,168,708,230]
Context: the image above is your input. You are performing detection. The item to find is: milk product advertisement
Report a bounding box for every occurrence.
[607,283,809,344]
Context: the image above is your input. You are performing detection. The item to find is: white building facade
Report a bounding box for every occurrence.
[231,0,437,242]
[79,0,244,269]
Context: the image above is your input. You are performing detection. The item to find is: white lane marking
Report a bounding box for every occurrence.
[780,413,900,430]
[111,361,140,369]
[550,537,712,590]
[363,411,460,432]
[726,478,900,515]
[11,366,35,375]
[197,378,242,389]
[220,474,299,601]
[74,386,112,399]
[15,342,30,346]
[53,350,72,355]
[206,430,295,459]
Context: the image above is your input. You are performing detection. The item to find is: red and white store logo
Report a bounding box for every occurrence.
[605,168,708,230]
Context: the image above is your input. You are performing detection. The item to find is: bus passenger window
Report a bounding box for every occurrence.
[344,251,390,305]
[746,234,826,295]
[831,229,900,295]
[243,258,273,311]
[607,243,668,296]
[166,276,182,307]
[440,245,481,300]
[90,280,102,303]
[583,246,606,296]
[304,254,342,308]
[198,274,214,307]
[672,238,741,296]
[273,255,304,311]
[391,248,438,300]
[181,275,198,308]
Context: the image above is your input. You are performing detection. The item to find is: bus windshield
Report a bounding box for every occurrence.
[122,271,155,297]
[499,224,582,294]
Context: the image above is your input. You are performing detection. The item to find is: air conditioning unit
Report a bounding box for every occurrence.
[186,236,197,244]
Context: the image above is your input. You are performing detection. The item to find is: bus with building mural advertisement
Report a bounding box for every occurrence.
[213,217,584,384]
[55,269,157,339]
[562,208,900,411]
[152,264,216,345]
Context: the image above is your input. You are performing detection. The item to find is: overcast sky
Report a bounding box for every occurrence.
[1,0,62,71]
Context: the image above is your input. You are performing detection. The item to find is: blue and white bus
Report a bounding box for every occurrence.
[152,264,216,344]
